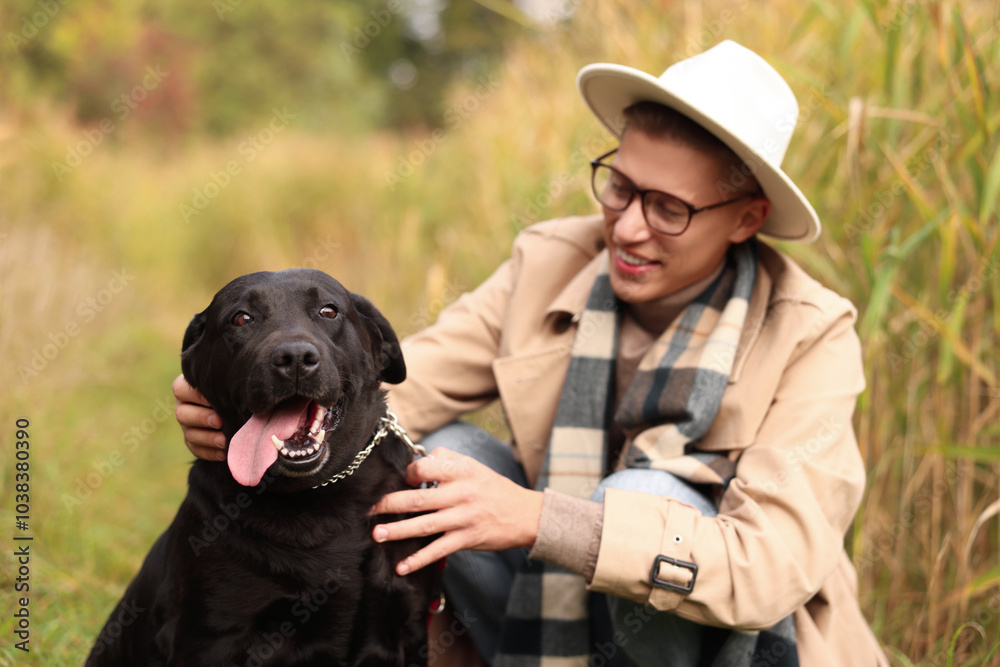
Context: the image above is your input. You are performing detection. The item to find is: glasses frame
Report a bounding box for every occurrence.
[590,148,761,237]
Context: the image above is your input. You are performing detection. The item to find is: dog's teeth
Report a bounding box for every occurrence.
[315,429,326,445]
[309,407,327,435]
[271,435,284,450]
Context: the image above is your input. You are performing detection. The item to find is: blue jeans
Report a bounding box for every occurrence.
[419,422,721,667]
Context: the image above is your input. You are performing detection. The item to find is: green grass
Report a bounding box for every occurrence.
[1,1,999,664]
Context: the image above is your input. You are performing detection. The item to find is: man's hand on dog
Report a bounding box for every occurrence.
[370,448,544,576]
[176,373,543,576]
[173,374,226,462]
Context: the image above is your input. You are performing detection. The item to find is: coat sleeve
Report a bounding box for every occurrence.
[589,297,868,631]
[385,259,516,440]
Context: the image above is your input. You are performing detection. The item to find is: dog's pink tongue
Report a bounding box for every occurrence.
[228,399,310,486]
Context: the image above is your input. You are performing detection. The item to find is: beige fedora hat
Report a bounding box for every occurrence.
[577,40,820,242]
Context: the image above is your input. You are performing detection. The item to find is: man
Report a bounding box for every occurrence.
[175,41,888,666]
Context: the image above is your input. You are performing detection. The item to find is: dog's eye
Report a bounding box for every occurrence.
[319,306,337,320]
[232,312,254,327]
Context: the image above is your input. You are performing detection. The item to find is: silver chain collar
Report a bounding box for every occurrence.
[311,411,426,489]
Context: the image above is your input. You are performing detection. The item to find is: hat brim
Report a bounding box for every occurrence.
[577,64,820,243]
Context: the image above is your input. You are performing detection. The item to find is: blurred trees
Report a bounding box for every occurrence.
[1,0,516,137]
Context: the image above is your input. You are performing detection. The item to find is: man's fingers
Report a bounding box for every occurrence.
[185,427,227,456]
[404,459,436,488]
[172,374,211,408]
[188,437,227,462]
[373,504,455,543]
[173,374,225,461]
[392,533,467,576]
[372,486,448,517]
[403,448,468,487]
[175,400,223,432]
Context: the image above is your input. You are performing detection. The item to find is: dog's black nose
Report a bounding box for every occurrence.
[272,341,321,378]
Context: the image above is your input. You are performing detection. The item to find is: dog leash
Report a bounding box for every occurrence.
[312,411,426,489]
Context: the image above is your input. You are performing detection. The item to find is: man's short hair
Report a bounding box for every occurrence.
[622,101,759,195]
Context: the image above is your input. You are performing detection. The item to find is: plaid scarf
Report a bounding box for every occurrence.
[494,240,796,666]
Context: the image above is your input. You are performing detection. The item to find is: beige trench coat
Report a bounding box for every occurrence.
[387,215,888,666]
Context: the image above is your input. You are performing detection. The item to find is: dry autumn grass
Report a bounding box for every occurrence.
[0,1,997,664]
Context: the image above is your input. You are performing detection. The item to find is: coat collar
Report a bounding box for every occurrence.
[545,248,607,321]
[731,248,772,382]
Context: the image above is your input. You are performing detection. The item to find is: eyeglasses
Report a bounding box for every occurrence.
[590,148,761,236]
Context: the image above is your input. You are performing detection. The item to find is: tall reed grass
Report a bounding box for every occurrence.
[0,0,997,664]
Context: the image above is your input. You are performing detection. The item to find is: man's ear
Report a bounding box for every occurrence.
[729,196,770,244]
[349,293,407,385]
[180,311,208,386]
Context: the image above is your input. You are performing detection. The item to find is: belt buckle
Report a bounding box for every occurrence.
[649,554,698,595]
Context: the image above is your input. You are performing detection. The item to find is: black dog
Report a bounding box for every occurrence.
[86,269,436,667]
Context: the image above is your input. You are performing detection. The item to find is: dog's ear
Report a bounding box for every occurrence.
[182,311,207,352]
[180,311,208,385]
[350,293,406,385]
